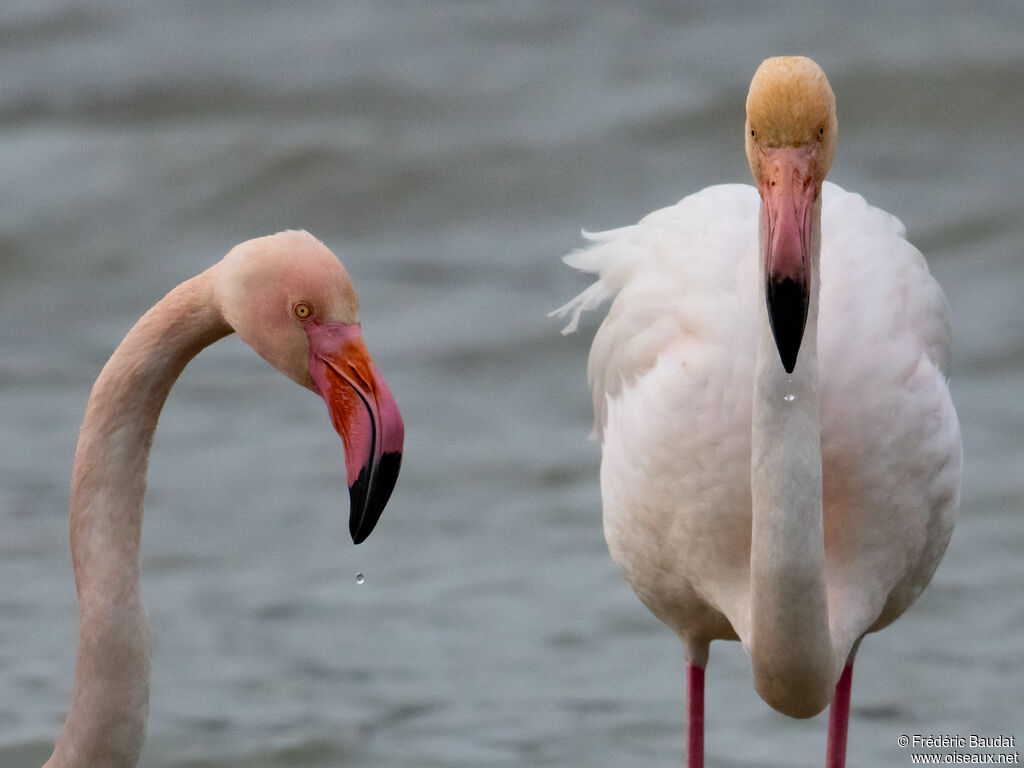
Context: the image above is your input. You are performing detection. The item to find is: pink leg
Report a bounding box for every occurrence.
[686,662,705,768]
[825,662,854,768]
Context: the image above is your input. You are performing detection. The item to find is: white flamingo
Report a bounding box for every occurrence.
[553,56,961,768]
[45,230,404,767]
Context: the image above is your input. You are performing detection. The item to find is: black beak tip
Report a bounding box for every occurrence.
[347,451,403,544]
[766,277,809,375]
[349,511,372,545]
[780,348,798,375]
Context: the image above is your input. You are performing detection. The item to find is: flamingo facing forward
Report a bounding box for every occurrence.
[554,57,961,767]
[45,230,404,767]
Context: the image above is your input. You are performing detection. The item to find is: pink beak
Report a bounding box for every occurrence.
[759,145,817,374]
[305,322,404,544]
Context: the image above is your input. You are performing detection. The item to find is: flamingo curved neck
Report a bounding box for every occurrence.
[46,269,230,768]
[748,194,842,718]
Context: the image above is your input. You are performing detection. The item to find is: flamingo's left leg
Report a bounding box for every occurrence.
[686,661,705,768]
[825,660,854,768]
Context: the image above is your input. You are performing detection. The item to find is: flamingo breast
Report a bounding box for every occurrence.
[557,182,961,649]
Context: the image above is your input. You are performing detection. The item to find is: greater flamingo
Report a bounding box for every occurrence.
[553,56,961,767]
[44,230,404,767]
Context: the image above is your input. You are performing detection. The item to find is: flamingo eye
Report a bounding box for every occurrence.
[293,302,313,319]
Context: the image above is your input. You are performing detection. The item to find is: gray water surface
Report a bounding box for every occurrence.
[1,3,1021,766]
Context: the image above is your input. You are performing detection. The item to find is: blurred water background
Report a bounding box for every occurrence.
[0,2,1021,766]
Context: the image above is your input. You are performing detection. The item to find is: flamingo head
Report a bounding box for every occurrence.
[215,230,404,544]
[744,56,837,373]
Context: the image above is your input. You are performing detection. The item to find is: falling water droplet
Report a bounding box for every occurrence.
[355,572,365,585]
[783,393,796,402]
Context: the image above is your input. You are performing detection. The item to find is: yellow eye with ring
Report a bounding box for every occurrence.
[293,302,313,319]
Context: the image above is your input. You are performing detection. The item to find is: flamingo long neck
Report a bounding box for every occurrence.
[748,193,838,718]
[45,269,230,768]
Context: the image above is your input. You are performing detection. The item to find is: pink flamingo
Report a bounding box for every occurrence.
[44,230,404,767]
[554,56,961,767]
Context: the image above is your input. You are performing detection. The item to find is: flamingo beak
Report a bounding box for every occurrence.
[305,322,404,544]
[759,145,817,374]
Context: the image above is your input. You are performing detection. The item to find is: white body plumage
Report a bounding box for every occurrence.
[555,182,961,708]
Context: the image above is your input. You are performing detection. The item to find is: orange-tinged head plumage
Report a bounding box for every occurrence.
[745,56,838,188]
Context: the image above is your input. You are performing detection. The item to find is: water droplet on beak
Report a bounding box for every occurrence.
[355,572,365,585]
